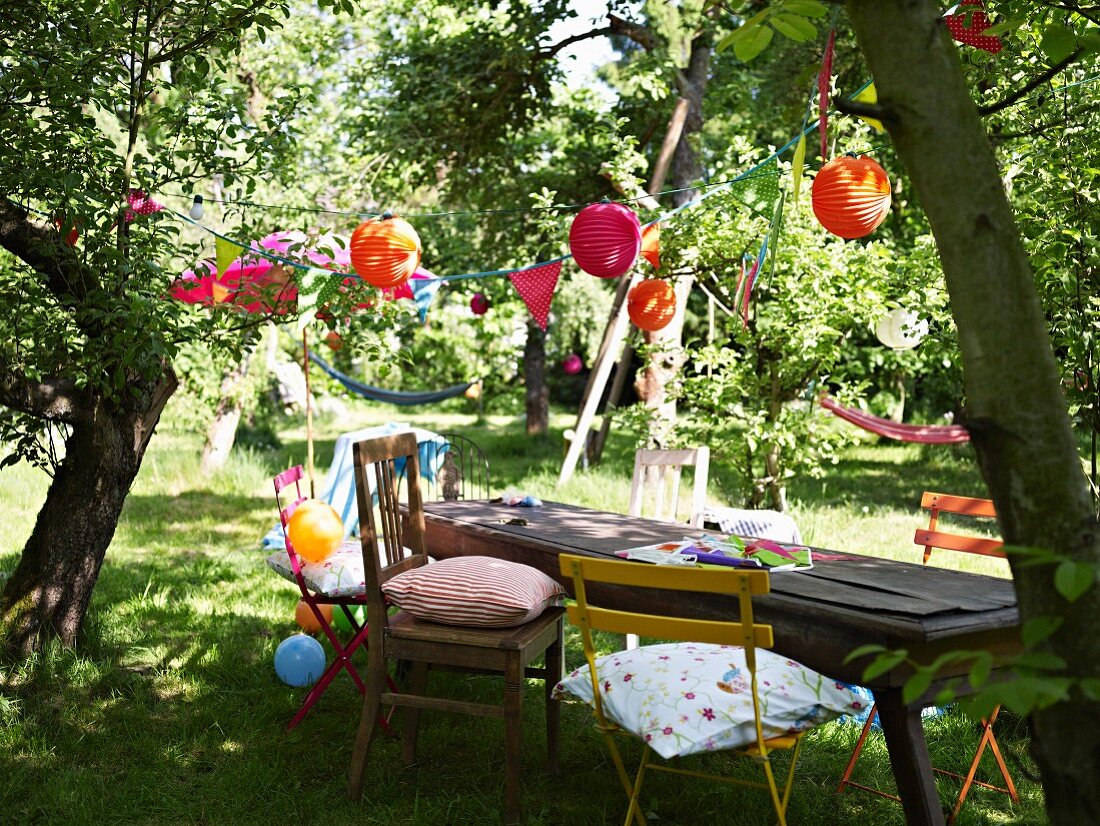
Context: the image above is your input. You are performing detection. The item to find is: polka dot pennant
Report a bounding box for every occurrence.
[729,160,781,218]
[944,0,1003,54]
[508,260,562,331]
[125,189,164,222]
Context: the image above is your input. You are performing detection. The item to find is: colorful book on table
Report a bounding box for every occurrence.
[615,535,813,571]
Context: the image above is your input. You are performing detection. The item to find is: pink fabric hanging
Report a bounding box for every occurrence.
[820,395,970,444]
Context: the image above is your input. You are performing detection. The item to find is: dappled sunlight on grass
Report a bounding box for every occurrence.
[0,399,1047,823]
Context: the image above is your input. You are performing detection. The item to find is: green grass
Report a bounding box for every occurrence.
[0,401,1045,824]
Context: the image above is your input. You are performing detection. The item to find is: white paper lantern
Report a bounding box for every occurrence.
[875,308,928,350]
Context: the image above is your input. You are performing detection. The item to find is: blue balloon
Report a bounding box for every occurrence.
[274,634,326,688]
[521,495,543,507]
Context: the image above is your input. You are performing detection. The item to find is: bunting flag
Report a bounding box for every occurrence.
[124,189,164,222]
[791,135,807,206]
[295,267,342,333]
[411,275,443,324]
[945,0,1002,54]
[509,260,562,331]
[215,236,245,278]
[641,222,660,270]
[730,160,781,218]
[818,28,836,161]
[852,83,884,132]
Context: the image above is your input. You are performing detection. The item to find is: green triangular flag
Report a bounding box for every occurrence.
[295,267,343,333]
[215,237,244,277]
[791,135,807,206]
[730,159,781,219]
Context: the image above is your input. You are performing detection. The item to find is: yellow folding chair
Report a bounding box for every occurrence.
[557,554,860,826]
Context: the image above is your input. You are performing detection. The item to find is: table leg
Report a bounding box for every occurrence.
[875,688,944,826]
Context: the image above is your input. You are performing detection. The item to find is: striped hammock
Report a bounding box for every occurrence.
[820,395,970,444]
[309,352,474,406]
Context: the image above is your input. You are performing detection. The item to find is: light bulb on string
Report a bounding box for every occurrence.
[189,195,204,220]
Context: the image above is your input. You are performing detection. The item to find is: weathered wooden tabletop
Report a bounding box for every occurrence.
[418,498,1022,826]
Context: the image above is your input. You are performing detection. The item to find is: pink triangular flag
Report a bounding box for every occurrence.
[945,0,1002,54]
[509,260,562,331]
[818,28,836,161]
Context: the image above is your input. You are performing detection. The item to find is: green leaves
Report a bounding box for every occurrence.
[716,0,826,62]
[1054,560,1095,602]
[1040,22,1078,64]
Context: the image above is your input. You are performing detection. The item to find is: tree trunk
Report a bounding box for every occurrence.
[0,372,177,657]
[524,317,549,436]
[635,33,710,446]
[847,2,1100,822]
[199,349,253,474]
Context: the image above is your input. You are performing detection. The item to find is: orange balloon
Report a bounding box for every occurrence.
[811,155,891,239]
[324,331,343,351]
[295,599,334,633]
[287,499,343,563]
[349,215,421,289]
[627,279,677,332]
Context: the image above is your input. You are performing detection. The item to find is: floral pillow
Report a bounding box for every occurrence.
[553,642,865,759]
[266,539,384,598]
[382,556,565,628]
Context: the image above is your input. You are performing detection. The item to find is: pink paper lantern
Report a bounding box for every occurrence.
[569,202,641,279]
[470,293,490,315]
[562,354,583,375]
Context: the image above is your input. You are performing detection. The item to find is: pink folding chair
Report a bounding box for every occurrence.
[273,465,395,730]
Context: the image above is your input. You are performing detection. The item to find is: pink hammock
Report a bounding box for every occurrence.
[820,395,970,444]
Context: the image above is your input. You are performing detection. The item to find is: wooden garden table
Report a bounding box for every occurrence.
[419,499,1022,826]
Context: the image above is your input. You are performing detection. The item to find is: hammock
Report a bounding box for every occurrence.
[820,395,970,444]
[309,352,475,406]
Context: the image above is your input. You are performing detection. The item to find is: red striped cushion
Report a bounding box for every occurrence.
[382,556,565,628]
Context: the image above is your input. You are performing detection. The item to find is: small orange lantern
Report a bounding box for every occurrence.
[811,155,891,239]
[324,331,343,351]
[349,213,421,289]
[641,222,660,270]
[627,279,677,332]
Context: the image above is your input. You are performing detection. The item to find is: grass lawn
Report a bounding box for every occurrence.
[0,400,1044,824]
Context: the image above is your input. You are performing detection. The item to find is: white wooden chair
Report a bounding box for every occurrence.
[627,447,711,529]
[626,447,711,650]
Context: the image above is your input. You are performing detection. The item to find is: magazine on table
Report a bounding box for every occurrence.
[615,534,813,572]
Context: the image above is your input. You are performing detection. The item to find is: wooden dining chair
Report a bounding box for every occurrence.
[624,446,710,649]
[837,491,1019,823]
[347,432,563,825]
[627,447,711,529]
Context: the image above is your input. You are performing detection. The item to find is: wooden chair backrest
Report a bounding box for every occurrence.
[353,432,429,617]
[914,491,1004,564]
[627,447,710,529]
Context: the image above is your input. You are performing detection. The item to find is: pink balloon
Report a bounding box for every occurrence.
[562,354,583,375]
[470,293,490,315]
[569,202,641,279]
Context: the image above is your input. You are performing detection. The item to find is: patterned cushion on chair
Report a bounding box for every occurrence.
[382,556,565,628]
[266,540,368,598]
[553,641,864,759]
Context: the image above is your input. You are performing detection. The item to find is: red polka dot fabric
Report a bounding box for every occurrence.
[508,260,562,331]
[945,0,1002,54]
[125,189,165,222]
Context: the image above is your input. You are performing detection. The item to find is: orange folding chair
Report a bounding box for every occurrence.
[837,491,1019,822]
[270,465,394,730]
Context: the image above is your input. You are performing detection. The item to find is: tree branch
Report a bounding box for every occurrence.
[0,371,92,424]
[537,26,613,59]
[833,96,900,126]
[608,13,661,51]
[0,200,101,305]
[978,48,1083,116]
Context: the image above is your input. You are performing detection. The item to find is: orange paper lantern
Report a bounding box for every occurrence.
[811,155,891,239]
[627,279,677,332]
[295,599,334,633]
[287,499,343,563]
[641,222,660,270]
[349,214,421,289]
